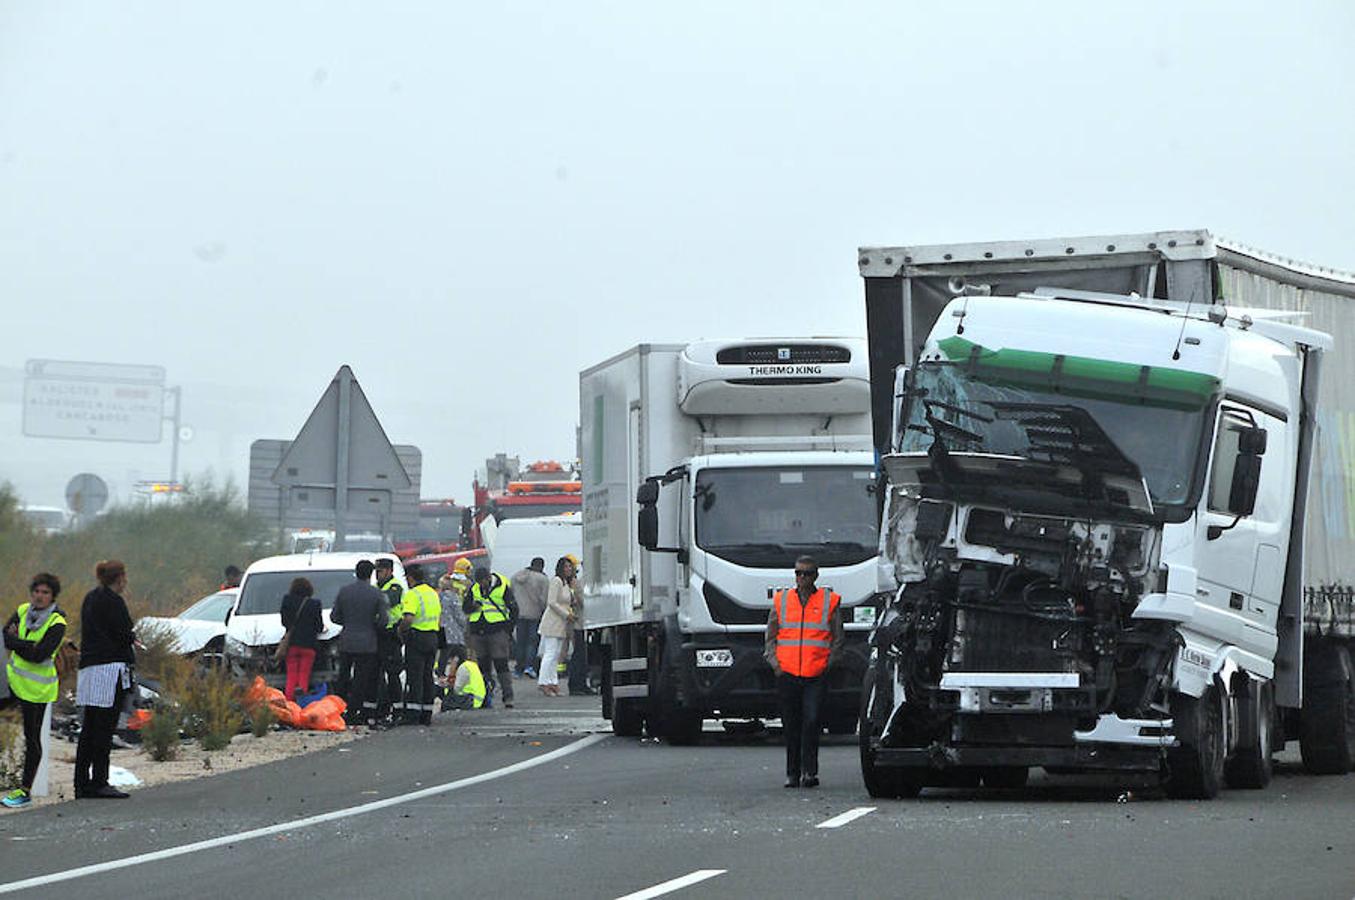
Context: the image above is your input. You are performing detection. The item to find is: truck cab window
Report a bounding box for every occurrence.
[1207,408,1261,515]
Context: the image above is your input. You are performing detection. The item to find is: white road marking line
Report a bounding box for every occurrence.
[816,806,877,829]
[0,733,608,894]
[615,869,727,900]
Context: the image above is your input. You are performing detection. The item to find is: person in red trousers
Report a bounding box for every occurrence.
[280,577,324,702]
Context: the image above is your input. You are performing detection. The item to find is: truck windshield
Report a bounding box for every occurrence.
[902,340,1218,518]
[236,571,363,615]
[695,466,878,569]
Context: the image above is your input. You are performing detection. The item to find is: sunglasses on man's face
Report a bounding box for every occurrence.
[794,569,817,578]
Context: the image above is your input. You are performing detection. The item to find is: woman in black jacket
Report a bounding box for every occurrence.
[280,577,324,702]
[74,560,136,800]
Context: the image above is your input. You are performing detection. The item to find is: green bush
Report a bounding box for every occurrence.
[248,697,276,738]
[141,701,184,762]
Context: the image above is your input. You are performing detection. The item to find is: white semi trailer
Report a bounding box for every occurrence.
[580,339,881,742]
[856,230,1355,798]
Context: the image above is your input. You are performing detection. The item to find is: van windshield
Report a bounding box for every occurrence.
[236,571,366,615]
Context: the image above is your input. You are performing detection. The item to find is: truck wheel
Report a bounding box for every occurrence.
[1299,642,1355,775]
[858,669,923,799]
[1165,687,1225,800]
[1224,680,1274,789]
[611,698,645,738]
[980,767,1029,790]
[658,709,704,745]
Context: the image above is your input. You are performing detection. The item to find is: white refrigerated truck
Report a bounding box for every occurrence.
[856,230,1355,798]
[580,339,882,742]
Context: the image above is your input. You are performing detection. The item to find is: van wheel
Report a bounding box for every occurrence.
[1300,642,1355,775]
[1165,687,1225,799]
[1224,680,1274,789]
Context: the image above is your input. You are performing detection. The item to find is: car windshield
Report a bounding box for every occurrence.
[902,340,1218,516]
[179,591,235,621]
[695,466,878,569]
[236,571,364,615]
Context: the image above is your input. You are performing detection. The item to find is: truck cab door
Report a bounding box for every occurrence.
[1192,404,1281,656]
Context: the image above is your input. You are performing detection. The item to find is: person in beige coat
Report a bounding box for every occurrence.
[536,556,577,696]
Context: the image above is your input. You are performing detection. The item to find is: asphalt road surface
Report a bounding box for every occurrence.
[2,689,1353,899]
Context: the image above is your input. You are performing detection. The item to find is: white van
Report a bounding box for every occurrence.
[488,513,582,580]
[224,552,406,686]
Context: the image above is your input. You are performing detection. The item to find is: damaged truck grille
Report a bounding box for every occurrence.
[947,606,1077,673]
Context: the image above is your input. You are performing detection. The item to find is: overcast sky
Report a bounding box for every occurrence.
[2,1,1352,504]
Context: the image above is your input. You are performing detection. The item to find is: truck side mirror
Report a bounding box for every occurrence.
[1238,426,1267,456]
[1228,452,1263,517]
[638,504,659,550]
[636,480,659,505]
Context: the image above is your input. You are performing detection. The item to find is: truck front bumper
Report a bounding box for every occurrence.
[872,743,1165,773]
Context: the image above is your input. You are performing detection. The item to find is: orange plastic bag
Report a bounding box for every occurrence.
[126,708,153,731]
[299,694,348,731]
[268,697,304,728]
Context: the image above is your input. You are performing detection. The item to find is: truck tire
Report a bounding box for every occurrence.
[980,767,1029,790]
[858,667,923,799]
[1299,642,1355,775]
[1165,687,1225,800]
[1224,679,1274,789]
[611,698,645,738]
[657,708,704,745]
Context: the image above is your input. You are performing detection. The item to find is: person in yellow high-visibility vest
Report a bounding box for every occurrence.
[398,565,442,726]
[3,573,68,808]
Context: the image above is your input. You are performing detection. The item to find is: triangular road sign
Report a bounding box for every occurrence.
[272,366,410,492]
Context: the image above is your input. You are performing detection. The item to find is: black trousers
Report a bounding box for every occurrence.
[376,630,404,716]
[514,618,540,674]
[567,629,589,690]
[403,630,439,723]
[75,686,126,794]
[19,699,48,790]
[777,674,827,779]
[339,651,379,721]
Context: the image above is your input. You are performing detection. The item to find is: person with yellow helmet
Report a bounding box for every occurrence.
[3,573,68,808]
[563,554,594,695]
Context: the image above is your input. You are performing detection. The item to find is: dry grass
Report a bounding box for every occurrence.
[0,715,22,790]
[0,477,274,635]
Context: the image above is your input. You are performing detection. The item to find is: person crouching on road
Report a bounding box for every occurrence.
[280,577,323,703]
[373,557,406,723]
[766,555,843,789]
[75,560,136,800]
[2,573,67,808]
[463,567,518,709]
[399,565,442,726]
[537,556,576,697]
[440,647,486,711]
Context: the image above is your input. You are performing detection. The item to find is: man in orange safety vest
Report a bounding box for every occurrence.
[765,555,843,788]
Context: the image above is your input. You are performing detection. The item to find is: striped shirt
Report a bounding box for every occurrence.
[76,661,130,708]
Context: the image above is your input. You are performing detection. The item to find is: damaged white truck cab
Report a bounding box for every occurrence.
[857,231,1355,798]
